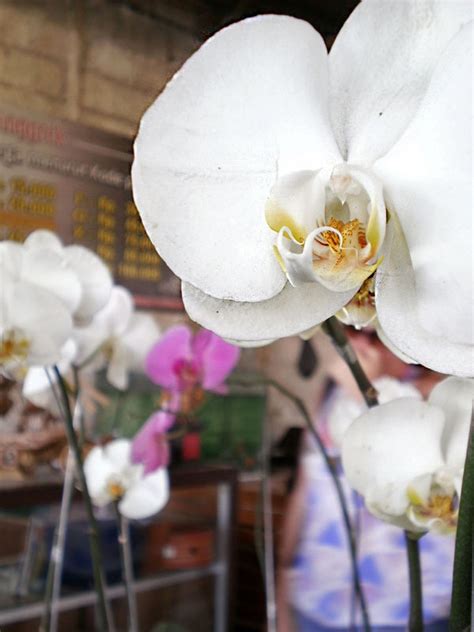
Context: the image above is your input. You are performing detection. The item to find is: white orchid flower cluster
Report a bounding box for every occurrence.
[132,1,472,377]
[84,439,169,520]
[0,230,160,399]
[342,377,474,535]
[0,230,112,378]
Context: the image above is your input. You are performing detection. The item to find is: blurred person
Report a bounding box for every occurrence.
[276,329,451,632]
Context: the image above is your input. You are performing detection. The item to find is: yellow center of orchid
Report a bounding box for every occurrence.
[265,164,386,293]
[408,485,458,533]
[0,330,30,367]
[336,275,377,329]
[107,480,126,500]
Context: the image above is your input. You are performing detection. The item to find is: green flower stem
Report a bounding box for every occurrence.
[449,417,474,632]
[114,504,139,632]
[405,533,423,632]
[40,441,76,632]
[53,366,114,632]
[323,318,379,407]
[230,374,371,632]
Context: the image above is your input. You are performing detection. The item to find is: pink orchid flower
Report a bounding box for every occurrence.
[131,410,175,473]
[132,326,240,474]
[145,325,240,396]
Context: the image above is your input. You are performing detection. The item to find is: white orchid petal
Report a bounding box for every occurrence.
[374,23,473,376]
[265,170,325,240]
[328,377,421,451]
[22,247,82,314]
[342,399,446,518]
[119,468,169,520]
[95,286,134,336]
[329,0,472,163]
[120,313,161,372]
[107,344,129,391]
[72,287,132,365]
[64,245,113,323]
[366,497,420,532]
[133,15,341,302]
[182,280,354,344]
[0,241,24,278]
[84,445,118,502]
[428,377,474,471]
[223,337,275,348]
[407,472,434,507]
[22,367,57,411]
[24,230,63,253]
[104,439,132,468]
[375,320,418,365]
[22,340,76,412]
[1,279,73,367]
[375,213,473,377]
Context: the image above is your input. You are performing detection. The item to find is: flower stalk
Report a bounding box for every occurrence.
[449,416,474,631]
[322,317,378,407]
[405,533,424,632]
[52,366,114,631]
[40,440,76,632]
[114,504,139,632]
[230,374,371,632]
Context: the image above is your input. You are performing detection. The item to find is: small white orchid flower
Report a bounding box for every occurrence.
[342,377,474,534]
[0,244,73,376]
[133,3,472,377]
[328,376,422,452]
[74,286,161,390]
[84,439,169,520]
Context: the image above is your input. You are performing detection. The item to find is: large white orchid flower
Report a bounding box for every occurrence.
[132,2,473,376]
[74,286,161,390]
[342,377,474,534]
[84,439,169,520]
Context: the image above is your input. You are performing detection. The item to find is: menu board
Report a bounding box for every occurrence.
[0,109,182,310]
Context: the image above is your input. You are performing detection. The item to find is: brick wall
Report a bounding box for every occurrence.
[0,0,200,137]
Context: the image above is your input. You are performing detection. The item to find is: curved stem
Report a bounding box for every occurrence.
[114,505,139,632]
[53,366,114,631]
[405,533,424,632]
[449,416,474,631]
[266,378,371,632]
[230,374,371,631]
[323,318,379,407]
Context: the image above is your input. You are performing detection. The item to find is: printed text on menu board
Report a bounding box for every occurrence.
[0,110,182,309]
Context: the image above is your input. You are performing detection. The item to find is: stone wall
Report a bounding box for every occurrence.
[0,0,200,137]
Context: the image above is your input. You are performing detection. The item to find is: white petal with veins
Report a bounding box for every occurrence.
[329,0,472,163]
[133,15,341,302]
[182,281,354,344]
[374,23,473,375]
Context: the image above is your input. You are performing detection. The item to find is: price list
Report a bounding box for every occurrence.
[0,109,182,309]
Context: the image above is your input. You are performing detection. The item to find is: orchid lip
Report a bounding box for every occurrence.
[266,163,386,293]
